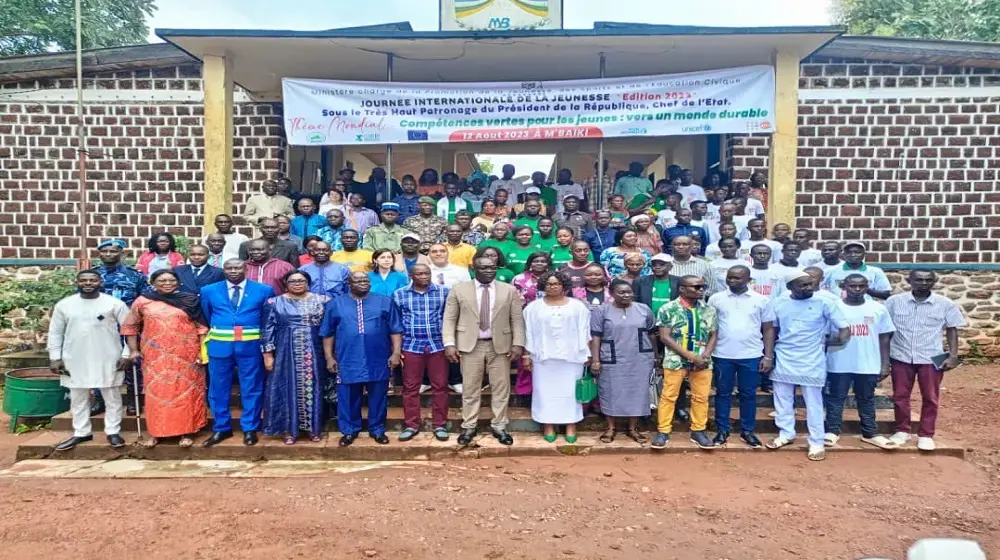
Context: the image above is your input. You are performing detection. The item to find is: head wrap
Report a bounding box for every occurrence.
[468,170,489,186]
[97,239,127,250]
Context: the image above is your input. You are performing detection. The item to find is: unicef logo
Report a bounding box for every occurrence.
[703,124,712,132]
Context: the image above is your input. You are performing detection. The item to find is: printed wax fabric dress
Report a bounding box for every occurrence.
[262,293,330,437]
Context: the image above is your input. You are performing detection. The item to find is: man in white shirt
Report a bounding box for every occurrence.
[818,241,844,271]
[676,169,706,208]
[488,164,524,200]
[748,244,784,301]
[824,274,898,450]
[553,168,585,214]
[770,241,803,278]
[794,228,823,267]
[742,218,782,263]
[204,214,249,261]
[428,243,469,288]
[708,265,775,449]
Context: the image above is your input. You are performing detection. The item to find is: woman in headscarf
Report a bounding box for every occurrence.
[599,228,651,279]
[121,269,208,448]
[417,168,442,197]
[631,214,663,256]
[471,199,506,233]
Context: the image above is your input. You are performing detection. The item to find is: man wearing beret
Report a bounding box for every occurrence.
[404,196,449,245]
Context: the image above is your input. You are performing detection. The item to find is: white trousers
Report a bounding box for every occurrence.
[772,381,824,448]
[69,387,122,437]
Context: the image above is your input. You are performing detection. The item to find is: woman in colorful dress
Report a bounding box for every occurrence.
[471,199,504,233]
[599,229,651,279]
[367,249,409,296]
[135,232,185,277]
[608,194,630,229]
[492,188,515,220]
[589,279,659,445]
[262,270,330,444]
[511,251,552,395]
[121,269,208,448]
[570,263,611,309]
[632,214,663,256]
[523,270,592,443]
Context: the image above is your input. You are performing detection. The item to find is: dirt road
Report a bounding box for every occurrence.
[0,365,995,560]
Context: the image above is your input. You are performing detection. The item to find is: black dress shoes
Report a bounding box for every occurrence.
[370,433,389,444]
[54,435,93,452]
[457,428,477,446]
[339,433,357,447]
[107,434,126,448]
[243,431,258,446]
[491,429,514,446]
[202,431,233,448]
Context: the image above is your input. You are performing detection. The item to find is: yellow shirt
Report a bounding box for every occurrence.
[445,243,476,269]
[331,249,373,273]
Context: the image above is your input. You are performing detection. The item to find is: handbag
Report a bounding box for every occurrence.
[576,369,598,404]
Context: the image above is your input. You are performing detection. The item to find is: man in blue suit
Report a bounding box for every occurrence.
[172,244,225,295]
[200,258,275,447]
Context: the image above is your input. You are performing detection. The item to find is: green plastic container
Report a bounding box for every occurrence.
[3,368,70,432]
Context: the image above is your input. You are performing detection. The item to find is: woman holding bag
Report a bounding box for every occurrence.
[522,270,592,443]
[588,279,659,445]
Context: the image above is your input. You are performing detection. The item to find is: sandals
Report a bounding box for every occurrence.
[624,429,648,445]
[599,429,616,443]
[309,434,322,442]
[808,446,826,461]
[766,436,795,450]
[283,436,297,445]
[139,437,158,449]
[178,436,194,448]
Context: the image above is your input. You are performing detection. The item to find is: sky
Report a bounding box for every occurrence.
[147,0,836,175]
[148,0,836,39]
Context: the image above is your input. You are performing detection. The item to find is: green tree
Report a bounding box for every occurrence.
[477,157,495,176]
[835,0,1000,42]
[0,0,155,56]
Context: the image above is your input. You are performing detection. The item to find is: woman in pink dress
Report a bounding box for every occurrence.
[511,252,552,394]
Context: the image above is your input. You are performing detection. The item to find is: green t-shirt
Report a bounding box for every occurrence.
[506,244,538,275]
[540,186,558,210]
[533,234,558,253]
[513,215,542,233]
[479,238,513,254]
[629,193,670,212]
[651,278,673,316]
[550,245,574,269]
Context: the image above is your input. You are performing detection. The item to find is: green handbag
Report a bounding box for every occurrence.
[576,369,598,403]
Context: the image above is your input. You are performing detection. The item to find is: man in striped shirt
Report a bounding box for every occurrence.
[885,270,965,452]
[393,264,451,443]
[244,239,294,295]
[669,236,720,297]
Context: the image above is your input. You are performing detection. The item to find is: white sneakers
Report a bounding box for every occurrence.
[419,384,431,394]
[889,431,911,446]
[449,383,464,394]
[917,437,936,451]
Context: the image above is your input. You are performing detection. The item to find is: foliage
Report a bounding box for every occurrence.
[0,0,156,56]
[14,421,50,434]
[478,158,495,176]
[0,269,77,331]
[965,341,989,365]
[174,234,191,258]
[835,0,1000,42]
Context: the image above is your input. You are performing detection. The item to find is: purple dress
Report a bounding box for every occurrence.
[262,293,329,437]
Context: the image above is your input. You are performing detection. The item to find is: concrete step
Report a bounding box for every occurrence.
[51,405,916,434]
[15,429,965,462]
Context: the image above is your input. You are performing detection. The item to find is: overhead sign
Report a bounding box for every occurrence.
[440,0,563,31]
[281,65,776,146]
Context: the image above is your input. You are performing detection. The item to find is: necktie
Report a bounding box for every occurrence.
[479,284,490,331]
[230,285,241,308]
[193,266,202,277]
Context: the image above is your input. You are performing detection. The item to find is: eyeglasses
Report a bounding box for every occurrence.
[684,284,707,290]
[286,279,308,284]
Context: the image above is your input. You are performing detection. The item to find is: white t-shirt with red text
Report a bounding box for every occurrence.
[826,299,895,374]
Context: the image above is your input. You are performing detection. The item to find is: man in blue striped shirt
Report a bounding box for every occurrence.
[392,264,451,442]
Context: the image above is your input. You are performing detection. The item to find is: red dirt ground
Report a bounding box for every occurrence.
[0,365,996,560]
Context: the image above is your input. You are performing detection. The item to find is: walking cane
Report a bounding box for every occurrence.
[130,359,143,443]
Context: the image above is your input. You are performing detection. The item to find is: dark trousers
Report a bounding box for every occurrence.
[713,357,760,433]
[402,349,448,430]
[824,372,878,438]
[890,359,943,437]
[338,380,388,436]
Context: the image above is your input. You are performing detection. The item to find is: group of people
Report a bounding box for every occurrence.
[45,161,965,460]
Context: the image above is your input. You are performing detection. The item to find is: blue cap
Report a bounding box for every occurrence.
[380,202,400,212]
[97,239,127,250]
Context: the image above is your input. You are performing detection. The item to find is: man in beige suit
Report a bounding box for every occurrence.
[243,179,294,226]
[444,257,526,446]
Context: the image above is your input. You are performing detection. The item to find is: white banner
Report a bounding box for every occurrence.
[282,65,775,146]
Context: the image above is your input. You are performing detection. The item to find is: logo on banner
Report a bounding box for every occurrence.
[307,133,326,144]
[407,130,430,141]
[355,132,381,143]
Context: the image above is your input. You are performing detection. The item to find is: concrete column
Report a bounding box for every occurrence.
[202,54,233,236]
[767,49,799,229]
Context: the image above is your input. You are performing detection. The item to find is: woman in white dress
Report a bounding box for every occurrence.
[523,270,592,443]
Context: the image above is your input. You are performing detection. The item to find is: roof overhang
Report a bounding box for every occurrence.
[816,35,1000,69]
[156,24,842,100]
[0,43,192,83]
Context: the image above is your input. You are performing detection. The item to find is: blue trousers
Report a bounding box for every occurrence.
[824,372,879,438]
[208,353,264,433]
[713,357,761,433]
[338,380,388,436]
